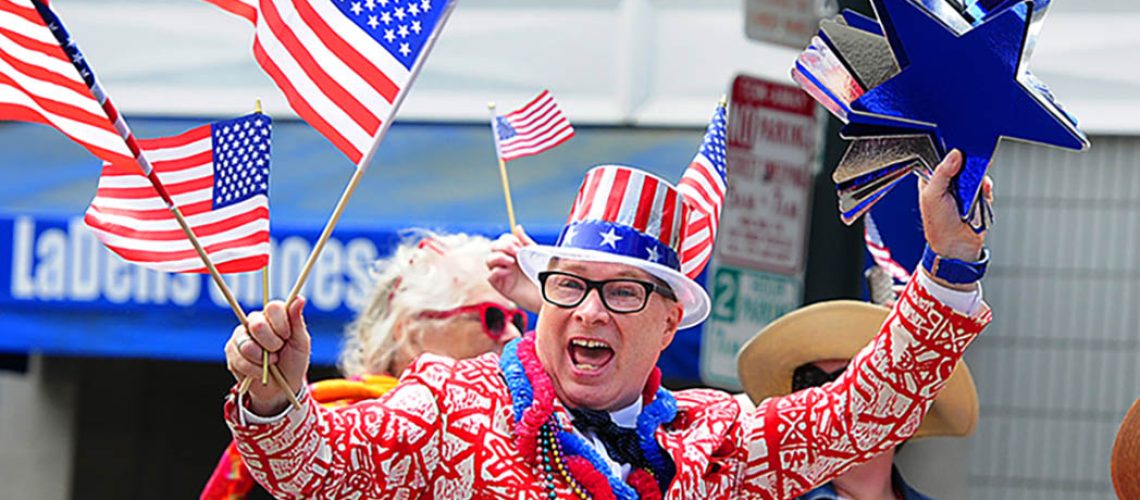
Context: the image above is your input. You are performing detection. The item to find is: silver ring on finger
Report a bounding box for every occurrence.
[236,334,252,350]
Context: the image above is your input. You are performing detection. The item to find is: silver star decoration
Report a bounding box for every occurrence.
[645,245,660,263]
[598,228,623,249]
[563,226,578,245]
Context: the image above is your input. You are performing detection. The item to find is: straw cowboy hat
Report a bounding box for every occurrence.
[1112,397,1140,498]
[737,300,978,439]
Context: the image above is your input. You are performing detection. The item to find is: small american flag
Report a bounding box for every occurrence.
[206,0,456,165]
[678,101,728,279]
[0,0,133,163]
[84,114,272,273]
[492,90,574,162]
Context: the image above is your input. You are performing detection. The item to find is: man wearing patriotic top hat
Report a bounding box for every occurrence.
[222,102,994,499]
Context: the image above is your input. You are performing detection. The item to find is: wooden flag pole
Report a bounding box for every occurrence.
[30,1,300,408]
[281,0,459,306]
[488,102,517,229]
[285,167,366,305]
[263,0,461,393]
[261,266,270,385]
[257,99,270,387]
[234,101,298,408]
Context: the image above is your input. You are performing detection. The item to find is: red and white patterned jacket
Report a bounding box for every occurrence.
[225,277,989,499]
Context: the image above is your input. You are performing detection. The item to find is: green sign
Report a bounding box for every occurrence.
[700,265,802,390]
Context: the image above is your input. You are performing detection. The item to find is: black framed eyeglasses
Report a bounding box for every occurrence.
[538,271,677,314]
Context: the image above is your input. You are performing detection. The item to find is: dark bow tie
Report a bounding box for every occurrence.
[568,407,677,493]
[569,407,651,470]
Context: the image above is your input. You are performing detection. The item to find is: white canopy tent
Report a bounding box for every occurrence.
[53,0,1140,133]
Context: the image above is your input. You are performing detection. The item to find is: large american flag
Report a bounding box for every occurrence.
[206,0,456,165]
[677,102,728,279]
[84,114,272,273]
[0,0,132,163]
[493,90,574,162]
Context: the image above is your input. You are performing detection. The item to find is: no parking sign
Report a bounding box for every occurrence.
[699,74,822,389]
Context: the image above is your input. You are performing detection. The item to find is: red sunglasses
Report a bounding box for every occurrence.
[418,302,527,340]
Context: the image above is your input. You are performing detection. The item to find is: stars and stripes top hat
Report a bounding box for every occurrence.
[518,101,728,329]
[517,165,711,328]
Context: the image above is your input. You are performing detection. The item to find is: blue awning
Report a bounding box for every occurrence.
[0,118,707,382]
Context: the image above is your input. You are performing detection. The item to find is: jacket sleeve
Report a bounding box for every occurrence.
[223,354,457,499]
[738,274,991,499]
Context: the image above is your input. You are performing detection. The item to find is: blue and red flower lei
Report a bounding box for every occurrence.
[501,332,677,499]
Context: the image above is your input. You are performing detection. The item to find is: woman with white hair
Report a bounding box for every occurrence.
[202,230,526,500]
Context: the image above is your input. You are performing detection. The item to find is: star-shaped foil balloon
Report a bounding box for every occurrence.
[792,0,1088,230]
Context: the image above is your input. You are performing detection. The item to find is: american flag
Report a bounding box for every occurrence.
[84,114,272,274]
[677,102,728,279]
[492,90,574,162]
[0,0,133,163]
[207,0,456,165]
[864,213,911,284]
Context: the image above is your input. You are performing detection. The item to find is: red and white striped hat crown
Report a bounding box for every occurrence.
[564,166,690,268]
[518,165,710,328]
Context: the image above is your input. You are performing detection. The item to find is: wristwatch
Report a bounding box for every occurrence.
[921,244,989,284]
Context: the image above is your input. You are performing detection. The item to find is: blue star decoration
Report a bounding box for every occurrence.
[847,0,1088,220]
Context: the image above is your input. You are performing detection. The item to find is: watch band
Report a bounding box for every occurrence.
[921,244,989,284]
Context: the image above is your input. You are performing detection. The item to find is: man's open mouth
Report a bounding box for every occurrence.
[568,338,614,372]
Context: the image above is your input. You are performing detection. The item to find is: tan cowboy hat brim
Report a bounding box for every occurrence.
[737,300,978,439]
[1112,397,1140,498]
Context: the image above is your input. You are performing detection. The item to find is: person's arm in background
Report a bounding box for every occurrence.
[487,225,544,312]
[737,150,994,498]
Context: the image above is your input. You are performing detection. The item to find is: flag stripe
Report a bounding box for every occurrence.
[89,200,214,221]
[88,230,270,266]
[505,90,550,120]
[299,0,399,104]
[253,31,369,157]
[203,0,256,23]
[602,168,631,223]
[632,175,658,233]
[0,62,107,130]
[584,167,615,221]
[102,151,212,177]
[87,198,267,233]
[259,0,377,134]
[499,128,574,161]
[504,96,557,131]
[136,123,212,151]
[109,246,271,274]
[575,169,604,222]
[659,185,678,246]
[252,40,360,162]
[86,213,267,248]
[99,164,211,188]
[500,120,572,153]
[0,0,132,162]
[0,26,89,97]
[500,119,569,148]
